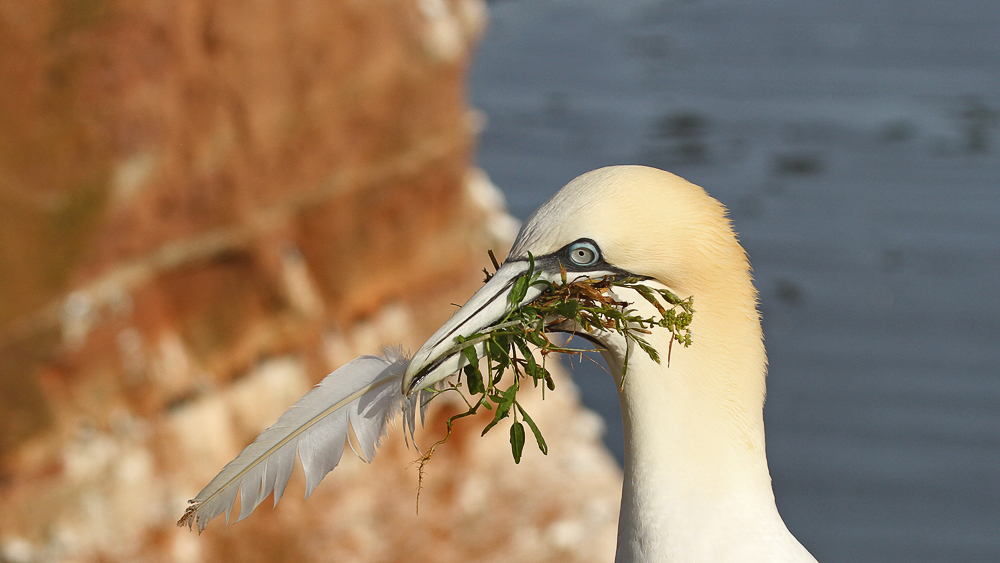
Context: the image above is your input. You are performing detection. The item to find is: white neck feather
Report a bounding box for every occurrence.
[601,285,817,563]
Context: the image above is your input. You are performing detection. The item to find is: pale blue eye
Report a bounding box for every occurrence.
[568,240,600,266]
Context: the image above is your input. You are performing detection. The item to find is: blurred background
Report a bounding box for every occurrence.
[0,1,997,562]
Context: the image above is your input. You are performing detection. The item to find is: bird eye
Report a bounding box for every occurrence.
[567,240,600,267]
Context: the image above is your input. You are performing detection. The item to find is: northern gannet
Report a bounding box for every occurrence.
[181,165,817,562]
[404,165,818,562]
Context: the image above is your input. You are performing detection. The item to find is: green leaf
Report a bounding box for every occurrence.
[552,300,580,319]
[621,346,630,387]
[525,329,548,347]
[632,334,661,364]
[524,351,539,378]
[509,274,529,306]
[518,305,540,319]
[488,337,510,373]
[458,337,478,364]
[518,405,548,455]
[657,287,685,306]
[513,339,537,371]
[464,364,484,395]
[632,284,668,317]
[510,421,526,463]
[460,341,485,394]
[481,384,516,436]
[481,411,505,436]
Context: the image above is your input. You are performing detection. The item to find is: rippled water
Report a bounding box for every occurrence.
[469,1,1000,561]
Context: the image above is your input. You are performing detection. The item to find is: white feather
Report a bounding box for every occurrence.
[178,347,423,532]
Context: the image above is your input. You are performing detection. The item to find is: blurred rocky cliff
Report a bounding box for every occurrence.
[0,1,620,562]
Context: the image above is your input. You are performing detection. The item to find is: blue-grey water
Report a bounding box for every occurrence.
[469,1,1000,561]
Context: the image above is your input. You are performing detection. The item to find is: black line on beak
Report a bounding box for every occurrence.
[424,273,522,353]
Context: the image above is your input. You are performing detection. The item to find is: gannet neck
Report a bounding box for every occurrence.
[514,167,818,562]
[602,282,812,562]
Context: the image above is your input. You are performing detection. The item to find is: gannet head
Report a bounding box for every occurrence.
[403,165,812,562]
[403,165,763,399]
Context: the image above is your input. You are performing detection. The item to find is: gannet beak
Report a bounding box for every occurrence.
[402,260,554,395]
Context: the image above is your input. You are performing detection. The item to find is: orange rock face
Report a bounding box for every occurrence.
[0,1,621,562]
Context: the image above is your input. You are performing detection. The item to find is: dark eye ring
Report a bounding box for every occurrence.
[567,240,600,267]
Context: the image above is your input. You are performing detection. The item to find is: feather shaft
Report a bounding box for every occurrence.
[178,349,415,532]
[208,374,394,505]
